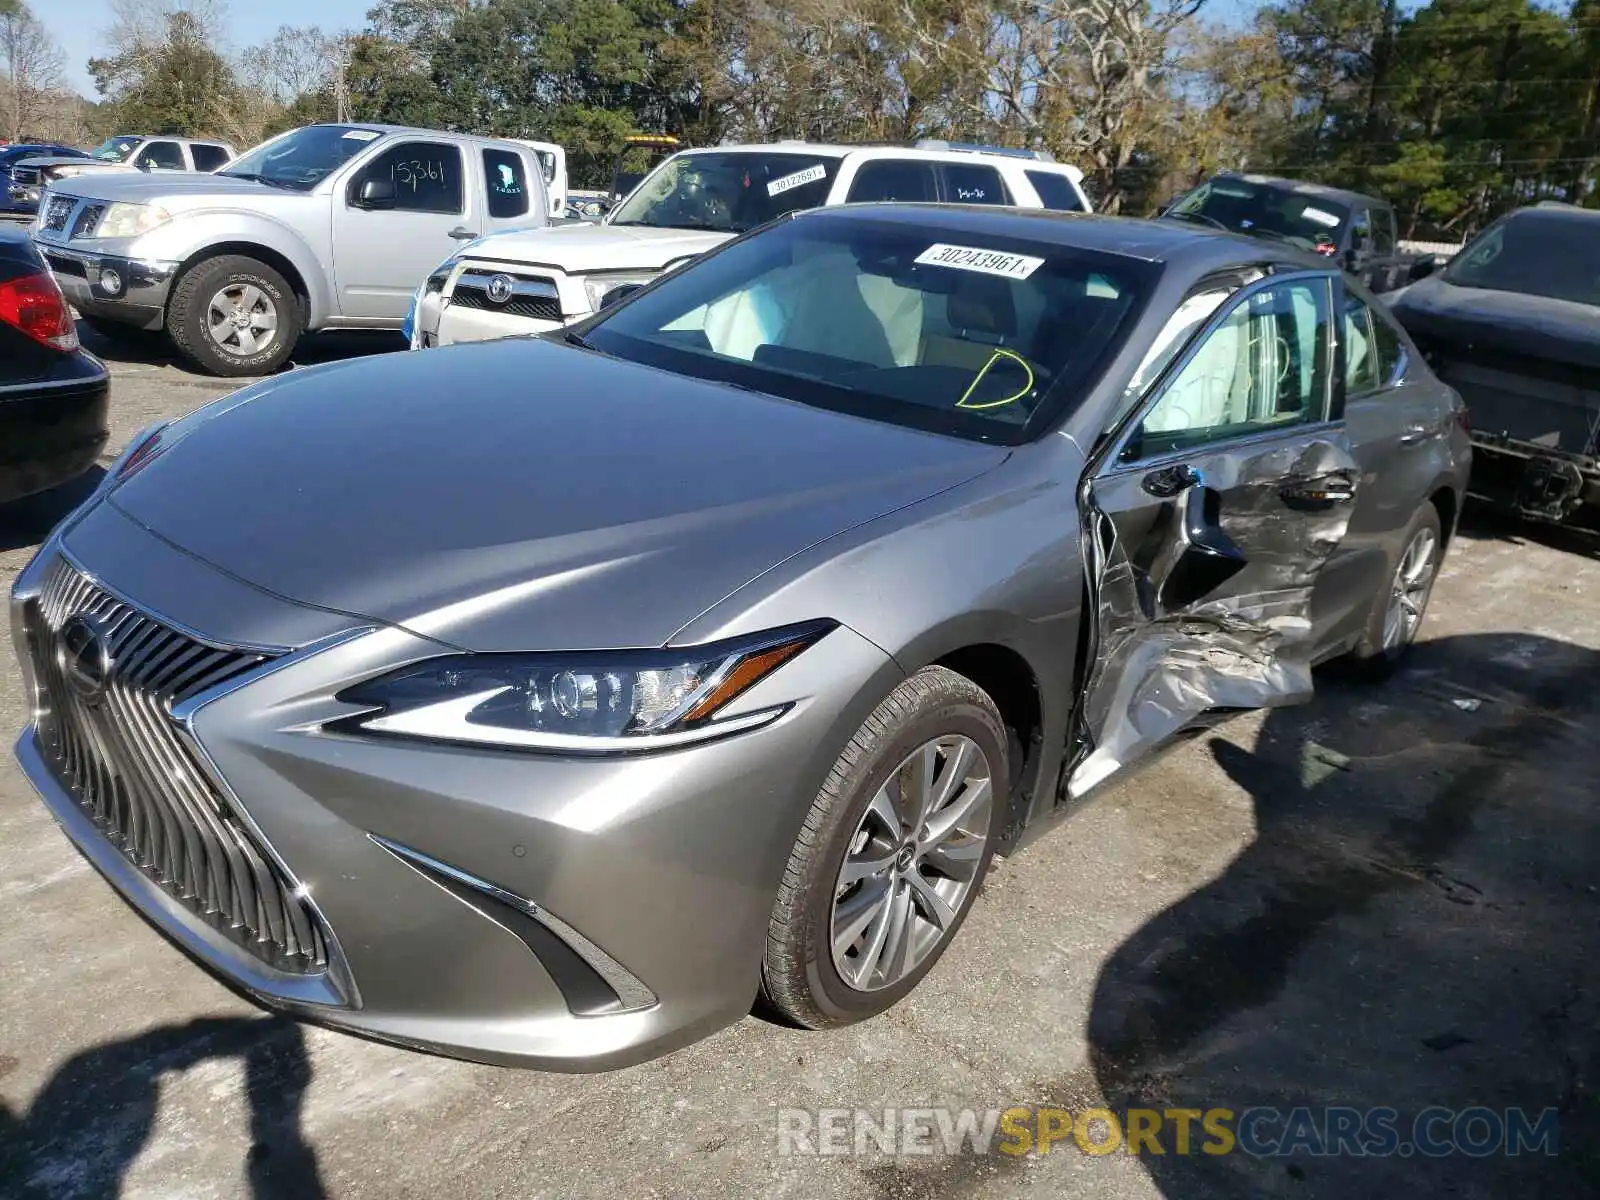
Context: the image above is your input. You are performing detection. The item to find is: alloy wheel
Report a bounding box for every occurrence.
[829,735,993,992]
[1382,527,1438,650]
[206,283,279,357]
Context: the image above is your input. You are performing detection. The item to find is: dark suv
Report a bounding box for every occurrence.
[1162,173,1408,293]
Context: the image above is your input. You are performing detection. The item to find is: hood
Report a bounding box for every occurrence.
[459,222,731,275]
[108,339,1005,653]
[50,171,290,206]
[1391,275,1600,370]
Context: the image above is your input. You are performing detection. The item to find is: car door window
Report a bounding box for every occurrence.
[355,142,464,214]
[1024,170,1085,212]
[1349,208,1372,255]
[1342,291,1382,396]
[189,143,230,171]
[482,148,529,219]
[1131,277,1332,459]
[940,163,1010,205]
[846,160,937,203]
[1371,306,1404,384]
[137,141,185,170]
[1370,209,1396,256]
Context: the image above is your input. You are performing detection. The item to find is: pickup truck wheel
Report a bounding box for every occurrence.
[167,255,301,377]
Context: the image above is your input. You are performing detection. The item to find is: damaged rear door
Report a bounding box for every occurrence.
[1070,271,1358,797]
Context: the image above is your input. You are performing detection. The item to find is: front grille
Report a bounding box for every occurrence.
[12,165,40,186]
[22,558,330,975]
[449,270,563,322]
[43,253,86,278]
[69,203,105,239]
[41,193,73,232]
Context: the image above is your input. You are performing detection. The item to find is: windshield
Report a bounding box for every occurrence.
[1167,178,1348,251]
[583,212,1151,444]
[1444,210,1600,307]
[91,137,141,162]
[608,152,842,234]
[218,125,386,191]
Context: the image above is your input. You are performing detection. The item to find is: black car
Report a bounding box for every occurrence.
[0,143,88,217]
[1162,173,1408,293]
[0,225,110,504]
[1389,203,1600,533]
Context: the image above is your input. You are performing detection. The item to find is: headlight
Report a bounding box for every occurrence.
[336,620,834,752]
[95,202,173,239]
[423,255,457,296]
[582,272,659,312]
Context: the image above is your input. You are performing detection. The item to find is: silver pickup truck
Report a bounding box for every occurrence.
[34,123,548,375]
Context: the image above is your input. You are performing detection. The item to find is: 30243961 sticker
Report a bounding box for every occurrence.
[767,164,828,197]
[914,243,1046,280]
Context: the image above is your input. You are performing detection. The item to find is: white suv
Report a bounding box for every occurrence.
[409,141,1090,348]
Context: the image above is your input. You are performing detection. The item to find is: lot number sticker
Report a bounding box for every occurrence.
[767,164,828,197]
[914,243,1045,280]
[1300,205,1341,228]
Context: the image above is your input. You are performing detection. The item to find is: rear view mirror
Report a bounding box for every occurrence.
[1408,254,1440,282]
[357,178,396,209]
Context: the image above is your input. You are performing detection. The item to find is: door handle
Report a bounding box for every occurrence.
[1142,463,1202,498]
[448,226,479,240]
[1280,472,1357,510]
[1397,425,1429,446]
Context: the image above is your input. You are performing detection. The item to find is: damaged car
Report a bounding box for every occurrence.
[10,204,1469,1071]
[1389,202,1600,533]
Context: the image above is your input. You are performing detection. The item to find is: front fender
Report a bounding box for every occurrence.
[126,209,334,326]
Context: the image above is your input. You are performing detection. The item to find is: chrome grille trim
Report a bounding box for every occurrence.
[22,556,331,976]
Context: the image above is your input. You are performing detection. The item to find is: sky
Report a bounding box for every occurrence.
[41,0,375,97]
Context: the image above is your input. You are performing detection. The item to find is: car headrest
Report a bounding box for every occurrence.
[946,275,1017,339]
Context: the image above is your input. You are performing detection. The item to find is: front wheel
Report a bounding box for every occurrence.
[1347,503,1444,679]
[760,666,1008,1029]
[167,255,302,377]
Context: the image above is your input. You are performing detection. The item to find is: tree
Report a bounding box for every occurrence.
[89,9,245,139]
[239,26,337,107]
[0,0,66,142]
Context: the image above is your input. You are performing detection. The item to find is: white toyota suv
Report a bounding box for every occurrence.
[409,141,1090,348]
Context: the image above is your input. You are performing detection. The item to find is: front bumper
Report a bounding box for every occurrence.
[10,508,898,1069]
[0,370,111,503]
[39,247,178,330]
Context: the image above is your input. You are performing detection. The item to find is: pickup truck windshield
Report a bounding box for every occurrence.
[1166,178,1349,251]
[584,211,1150,445]
[1444,210,1600,307]
[91,137,141,163]
[218,125,387,191]
[608,152,842,234]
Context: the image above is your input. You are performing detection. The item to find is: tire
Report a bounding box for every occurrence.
[760,666,1009,1029]
[1345,502,1445,680]
[166,255,302,377]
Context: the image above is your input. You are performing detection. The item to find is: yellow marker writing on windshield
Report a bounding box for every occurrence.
[956,348,1035,411]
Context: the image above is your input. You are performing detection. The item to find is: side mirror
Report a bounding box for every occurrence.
[1408,254,1440,282]
[356,178,397,209]
[598,283,644,311]
[136,158,152,172]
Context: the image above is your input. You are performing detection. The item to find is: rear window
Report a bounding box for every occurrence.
[190,144,230,171]
[1025,170,1085,212]
[483,147,530,219]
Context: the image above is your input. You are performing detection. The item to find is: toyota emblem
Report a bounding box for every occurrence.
[486,274,515,304]
[58,613,113,703]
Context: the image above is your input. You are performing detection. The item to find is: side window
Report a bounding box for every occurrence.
[483,148,529,219]
[137,141,185,170]
[845,160,938,203]
[1024,170,1085,212]
[1342,292,1382,396]
[189,144,230,172]
[1370,209,1396,255]
[355,142,464,214]
[1371,307,1404,384]
[1131,278,1332,459]
[940,163,1010,205]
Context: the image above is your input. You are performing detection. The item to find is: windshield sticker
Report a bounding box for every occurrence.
[342,130,381,142]
[767,163,827,197]
[1301,205,1341,227]
[914,243,1045,280]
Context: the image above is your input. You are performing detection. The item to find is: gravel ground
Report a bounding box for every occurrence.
[1,326,1596,1199]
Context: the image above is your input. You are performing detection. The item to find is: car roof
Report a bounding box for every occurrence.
[794,202,1320,270]
[1215,172,1388,210]
[683,142,1081,172]
[1518,201,1600,222]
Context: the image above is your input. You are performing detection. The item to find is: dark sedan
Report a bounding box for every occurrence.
[0,226,110,504]
[0,143,89,216]
[1389,203,1600,533]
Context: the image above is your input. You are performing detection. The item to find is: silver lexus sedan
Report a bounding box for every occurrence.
[11,204,1470,1070]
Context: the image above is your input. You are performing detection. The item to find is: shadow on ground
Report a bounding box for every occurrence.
[0,1015,323,1199]
[74,321,407,372]
[0,469,103,554]
[1088,632,1600,1197]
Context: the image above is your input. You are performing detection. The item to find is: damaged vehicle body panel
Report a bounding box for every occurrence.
[1391,204,1600,532]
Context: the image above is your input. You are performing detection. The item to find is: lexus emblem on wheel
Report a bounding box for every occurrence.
[57,613,113,703]
[486,274,515,304]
